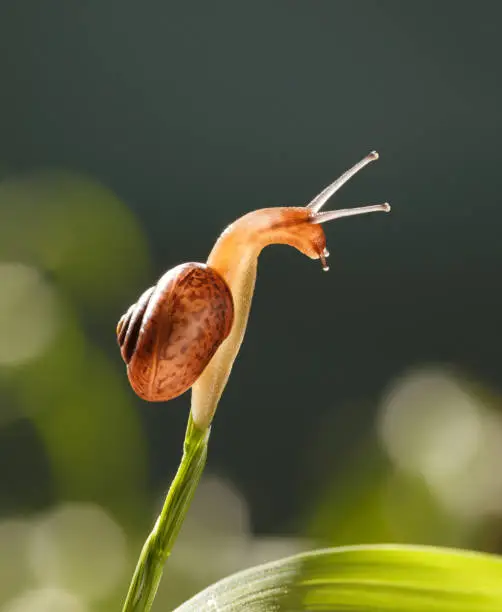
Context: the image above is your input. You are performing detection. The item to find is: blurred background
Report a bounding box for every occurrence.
[1,1,502,610]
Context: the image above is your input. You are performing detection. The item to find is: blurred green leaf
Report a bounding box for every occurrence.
[176,544,502,611]
[0,170,150,310]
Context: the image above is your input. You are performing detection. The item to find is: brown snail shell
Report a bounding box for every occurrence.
[117,262,234,402]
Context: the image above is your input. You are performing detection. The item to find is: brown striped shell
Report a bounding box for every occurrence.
[116,263,234,402]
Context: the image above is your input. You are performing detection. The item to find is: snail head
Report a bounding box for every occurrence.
[213,151,390,273]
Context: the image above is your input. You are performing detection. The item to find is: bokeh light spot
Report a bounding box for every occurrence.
[379,366,502,519]
[0,520,33,604]
[28,503,128,602]
[1,587,87,612]
[0,263,59,366]
[379,367,482,480]
[183,474,251,538]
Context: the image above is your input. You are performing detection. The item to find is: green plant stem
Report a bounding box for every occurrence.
[122,412,209,612]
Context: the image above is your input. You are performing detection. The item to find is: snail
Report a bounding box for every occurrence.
[117,151,390,429]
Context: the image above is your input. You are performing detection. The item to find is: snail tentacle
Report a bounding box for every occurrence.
[306,150,379,213]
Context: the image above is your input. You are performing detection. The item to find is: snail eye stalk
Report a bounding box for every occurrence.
[311,202,391,225]
[306,150,390,225]
[306,150,380,213]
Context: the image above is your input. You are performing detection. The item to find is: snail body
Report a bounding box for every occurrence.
[117,152,390,429]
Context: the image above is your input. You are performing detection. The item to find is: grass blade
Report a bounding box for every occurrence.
[175,544,502,611]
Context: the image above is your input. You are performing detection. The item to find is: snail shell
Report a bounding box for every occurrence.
[117,262,234,402]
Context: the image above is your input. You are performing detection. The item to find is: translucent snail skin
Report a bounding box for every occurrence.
[117,151,390,429]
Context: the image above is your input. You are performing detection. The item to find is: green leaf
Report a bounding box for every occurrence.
[175,544,502,611]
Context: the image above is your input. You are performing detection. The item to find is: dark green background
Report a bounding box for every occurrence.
[1,1,501,534]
